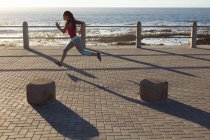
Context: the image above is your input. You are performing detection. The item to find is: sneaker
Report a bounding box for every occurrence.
[97,52,101,62]
[54,61,62,67]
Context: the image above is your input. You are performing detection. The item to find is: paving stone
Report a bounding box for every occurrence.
[0,45,210,139]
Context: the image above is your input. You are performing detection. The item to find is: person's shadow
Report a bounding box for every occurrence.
[32,101,99,139]
[68,74,210,130]
[26,48,96,79]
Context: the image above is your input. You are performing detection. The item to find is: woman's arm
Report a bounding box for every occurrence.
[75,19,85,35]
[56,22,68,34]
[75,19,85,25]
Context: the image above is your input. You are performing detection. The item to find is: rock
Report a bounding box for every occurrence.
[140,79,168,102]
[26,79,56,105]
[116,42,136,45]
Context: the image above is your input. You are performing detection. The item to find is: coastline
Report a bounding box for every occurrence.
[1,33,210,48]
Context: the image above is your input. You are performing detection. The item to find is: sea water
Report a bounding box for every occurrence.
[0,8,210,47]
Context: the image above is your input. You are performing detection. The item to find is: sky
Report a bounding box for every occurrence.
[0,0,209,8]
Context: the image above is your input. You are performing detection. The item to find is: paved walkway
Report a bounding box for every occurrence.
[0,45,210,140]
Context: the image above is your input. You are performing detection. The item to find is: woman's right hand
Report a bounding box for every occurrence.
[77,29,81,35]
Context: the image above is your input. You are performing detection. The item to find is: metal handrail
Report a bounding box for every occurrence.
[1,25,209,28]
[0,37,23,39]
[0,25,210,28]
[0,25,195,28]
[0,26,22,28]
[0,24,209,41]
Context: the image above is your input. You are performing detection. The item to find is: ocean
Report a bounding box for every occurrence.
[0,8,210,47]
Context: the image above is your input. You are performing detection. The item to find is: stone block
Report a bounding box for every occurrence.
[140,79,168,102]
[26,79,56,105]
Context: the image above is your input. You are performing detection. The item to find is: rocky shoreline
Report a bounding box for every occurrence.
[87,32,210,46]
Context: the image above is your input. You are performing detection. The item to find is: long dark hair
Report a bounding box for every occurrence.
[63,11,76,30]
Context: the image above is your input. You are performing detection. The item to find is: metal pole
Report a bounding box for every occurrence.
[136,21,142,48]
[23,21,29,49]
[190,21,197,48]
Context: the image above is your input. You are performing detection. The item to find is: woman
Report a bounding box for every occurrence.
[55,11,101,66]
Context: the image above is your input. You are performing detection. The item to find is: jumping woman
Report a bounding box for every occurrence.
[55,11,101,66]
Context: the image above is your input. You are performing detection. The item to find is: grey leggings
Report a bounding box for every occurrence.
[64,36,92,56]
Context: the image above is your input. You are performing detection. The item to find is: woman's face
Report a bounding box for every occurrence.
[63,15,68,21]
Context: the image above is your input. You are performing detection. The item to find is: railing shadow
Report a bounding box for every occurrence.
[80,66,210,71]
[141,47,210,62]
[67,74,210,130]
[87,48,197,77]
[0,54,81,58]
[1,66,210,73]
[32,101,99,139]
[195,47,210,51]
[26,48,96,79]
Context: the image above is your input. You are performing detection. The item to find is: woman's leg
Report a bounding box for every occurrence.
[73,38,101,61]
[55,41,75,66]
[60,41,75,64]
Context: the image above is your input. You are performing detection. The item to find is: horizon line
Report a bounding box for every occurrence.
[1,6,210,8]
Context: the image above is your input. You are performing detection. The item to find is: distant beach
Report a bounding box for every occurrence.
[0,8,210,47]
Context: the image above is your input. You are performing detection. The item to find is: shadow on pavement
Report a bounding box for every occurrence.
[67,74,210,130]
[32,101,99,139]
[26,48,96,79]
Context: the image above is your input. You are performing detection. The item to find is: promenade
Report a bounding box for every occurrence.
[0,45,210,140]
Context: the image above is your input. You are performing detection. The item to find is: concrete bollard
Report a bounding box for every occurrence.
[139,79,168,102]
[136,21,142,48]
[26,79,56,105]
[81,22,86,49]
[190,21,197,48]
[23,21,29,49]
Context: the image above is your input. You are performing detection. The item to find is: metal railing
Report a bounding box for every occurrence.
[0,21,209,49]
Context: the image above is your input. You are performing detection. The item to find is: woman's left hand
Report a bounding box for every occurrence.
[55,22,60,29]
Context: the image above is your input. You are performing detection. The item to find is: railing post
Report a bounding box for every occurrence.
[23,21,29,49]
[136,21,142,48]
[81,22,86,48]
[190,21,197,48]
